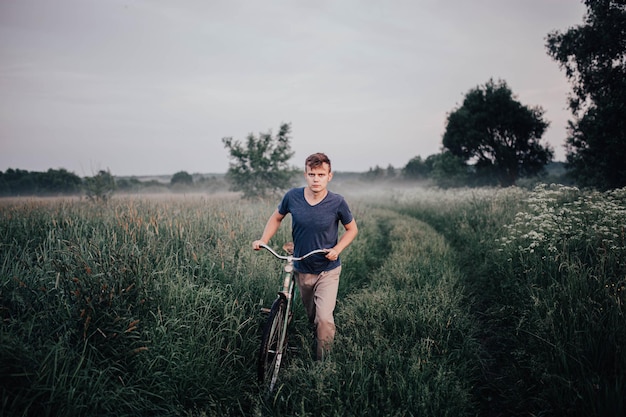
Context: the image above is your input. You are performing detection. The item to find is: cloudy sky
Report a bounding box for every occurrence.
[1,0,586,176]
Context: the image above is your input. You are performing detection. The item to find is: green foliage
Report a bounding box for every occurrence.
[443,79,553,187]
[429,152,470,188]
[0,168,82,196]
[395,185,626,416]
[402,153,473,187]
[170,171,193,186]
[83,169,116,203]
[362,164,397,181]
[115,177,144,193]
[546,0,626,190]
[496,185,626,415]
[402,155,431,179]
[222,123,298,199]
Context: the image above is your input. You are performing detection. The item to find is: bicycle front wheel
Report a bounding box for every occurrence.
[258,295,288,392]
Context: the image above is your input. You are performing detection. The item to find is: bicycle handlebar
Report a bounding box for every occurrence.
[259,244,328,262]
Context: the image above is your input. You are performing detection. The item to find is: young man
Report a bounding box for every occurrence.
[252,152,358,360]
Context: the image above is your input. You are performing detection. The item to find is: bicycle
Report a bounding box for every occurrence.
[257,242,328,393]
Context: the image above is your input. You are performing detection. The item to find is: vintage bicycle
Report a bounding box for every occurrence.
[256,243,328,393]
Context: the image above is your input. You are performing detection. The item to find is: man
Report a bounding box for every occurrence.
[252,152,358,360]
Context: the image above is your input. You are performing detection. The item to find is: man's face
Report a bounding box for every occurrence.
[305,163,332,193]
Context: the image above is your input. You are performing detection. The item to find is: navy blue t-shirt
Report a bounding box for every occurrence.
[278,187,353,274]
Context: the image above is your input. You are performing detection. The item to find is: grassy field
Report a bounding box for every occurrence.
[1,185,624,416]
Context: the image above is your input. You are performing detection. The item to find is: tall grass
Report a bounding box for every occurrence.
[3,184,623,416]
[496,185,626,416]
[394,184,626,416]
[1,193,477,416]
[1,195,275,415]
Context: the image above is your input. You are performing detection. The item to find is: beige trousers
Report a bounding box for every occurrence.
[295,266,341,360]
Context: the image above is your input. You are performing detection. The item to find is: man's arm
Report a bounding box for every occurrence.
[326,219,358,261]
[252,209,286,250]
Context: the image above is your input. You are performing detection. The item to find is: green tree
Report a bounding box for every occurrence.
[429,152,470,188]
[442,79,553,187]
[1,168,34,194]
[170,171,193,186]
[84,169,116,203]
[546,0,626,190]
[0,168,81,195]
[403,156,430,179]
[364,165,386,180]
[39,168,82,194]
[222,123,297,199]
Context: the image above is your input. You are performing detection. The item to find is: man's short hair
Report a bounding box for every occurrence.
[305,153,331,172]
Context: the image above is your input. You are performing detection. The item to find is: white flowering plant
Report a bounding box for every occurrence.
[497,184,626,300]
[499,184,626,257]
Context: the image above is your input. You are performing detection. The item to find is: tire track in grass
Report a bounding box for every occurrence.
[275,208,480,416]
[342,208,478,415]
[338,208,395,297]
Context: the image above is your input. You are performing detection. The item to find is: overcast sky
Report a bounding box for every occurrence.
[0,0,586,176]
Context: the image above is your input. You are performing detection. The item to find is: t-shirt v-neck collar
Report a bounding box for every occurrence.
[303,187,328,207]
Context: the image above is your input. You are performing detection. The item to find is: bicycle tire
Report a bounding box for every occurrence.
[258,295,288,391]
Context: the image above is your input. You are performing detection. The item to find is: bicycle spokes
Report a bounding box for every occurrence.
[258,297,288,393]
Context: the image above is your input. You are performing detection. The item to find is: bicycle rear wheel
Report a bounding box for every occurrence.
[258,295,288,392]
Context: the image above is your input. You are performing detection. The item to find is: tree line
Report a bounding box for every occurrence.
[0,168,82,196]
[0,169,124,201]
[0,168,228,200]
